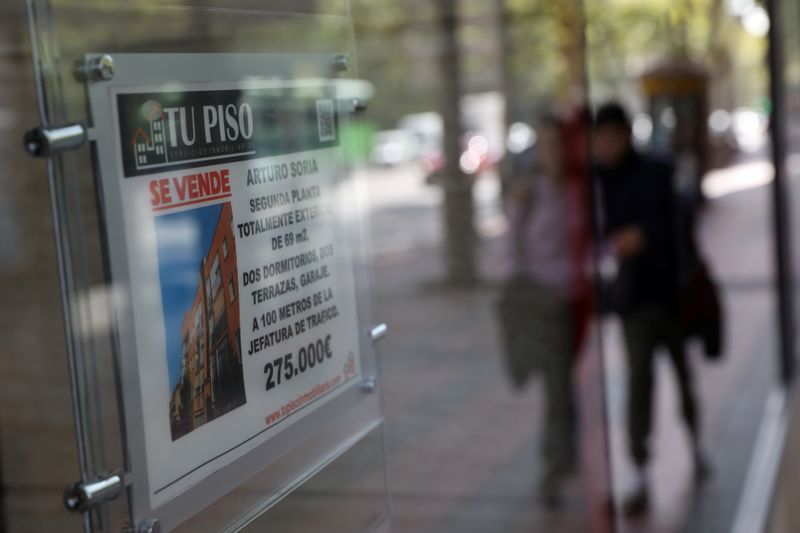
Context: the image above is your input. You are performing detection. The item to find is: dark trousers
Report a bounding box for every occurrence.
[538,298,577,480]
[622,307,699,467]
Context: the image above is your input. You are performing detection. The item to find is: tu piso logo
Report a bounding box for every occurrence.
[131,100,169,171]
[117,88,337,178]
[119,92,256,177]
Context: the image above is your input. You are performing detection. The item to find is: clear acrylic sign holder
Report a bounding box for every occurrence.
[25,1,389,531]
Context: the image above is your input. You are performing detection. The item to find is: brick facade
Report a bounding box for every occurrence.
[170,203,245,440]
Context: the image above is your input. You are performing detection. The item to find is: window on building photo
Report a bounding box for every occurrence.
[210,253,222,297]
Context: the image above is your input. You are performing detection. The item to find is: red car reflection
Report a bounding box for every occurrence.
[423,131,499,183]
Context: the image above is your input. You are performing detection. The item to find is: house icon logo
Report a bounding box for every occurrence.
[131,100,168,170]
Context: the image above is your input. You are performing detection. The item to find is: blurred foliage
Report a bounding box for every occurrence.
[31,0,767,127]
[345,0,589,127]
[780,0,800,86]
[345,0,440,126]
[585,0,768,108]
[505,0,587,115]
[342,0,768,128]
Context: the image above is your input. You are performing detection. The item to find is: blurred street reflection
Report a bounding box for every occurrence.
[0,0,784,532]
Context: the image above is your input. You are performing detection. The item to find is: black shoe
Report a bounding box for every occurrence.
[621,486,649,517]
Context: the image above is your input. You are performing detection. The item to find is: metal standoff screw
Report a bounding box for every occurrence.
[23,123,87,157]
[64,473,123,513]
[332,54,349,72]
[370,323,388,343]
[91,54,115,81]
[352,98,368,114]
[360,375,378,393]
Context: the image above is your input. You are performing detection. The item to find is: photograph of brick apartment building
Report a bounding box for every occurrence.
[163,202,246,441]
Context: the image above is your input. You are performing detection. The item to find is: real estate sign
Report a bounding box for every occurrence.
[103,77,363,510]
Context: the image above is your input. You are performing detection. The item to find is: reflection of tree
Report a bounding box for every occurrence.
[438,0,478,286]
[347,0,439,124]
[585,0,767,109]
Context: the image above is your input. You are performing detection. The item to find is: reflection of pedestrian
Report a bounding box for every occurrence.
[593,102,708,516]
[500,111,591,506]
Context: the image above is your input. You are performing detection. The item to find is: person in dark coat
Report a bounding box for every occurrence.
[593,102,708,516]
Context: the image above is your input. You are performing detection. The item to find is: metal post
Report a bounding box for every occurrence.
[766,0,796,385]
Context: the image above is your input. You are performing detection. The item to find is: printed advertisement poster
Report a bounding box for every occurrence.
[111,81,362,506]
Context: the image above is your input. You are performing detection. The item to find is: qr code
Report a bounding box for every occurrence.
[316,99,336,142]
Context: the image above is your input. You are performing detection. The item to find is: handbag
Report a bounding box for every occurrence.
[495,274,574,388]
[680,261,724,360]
